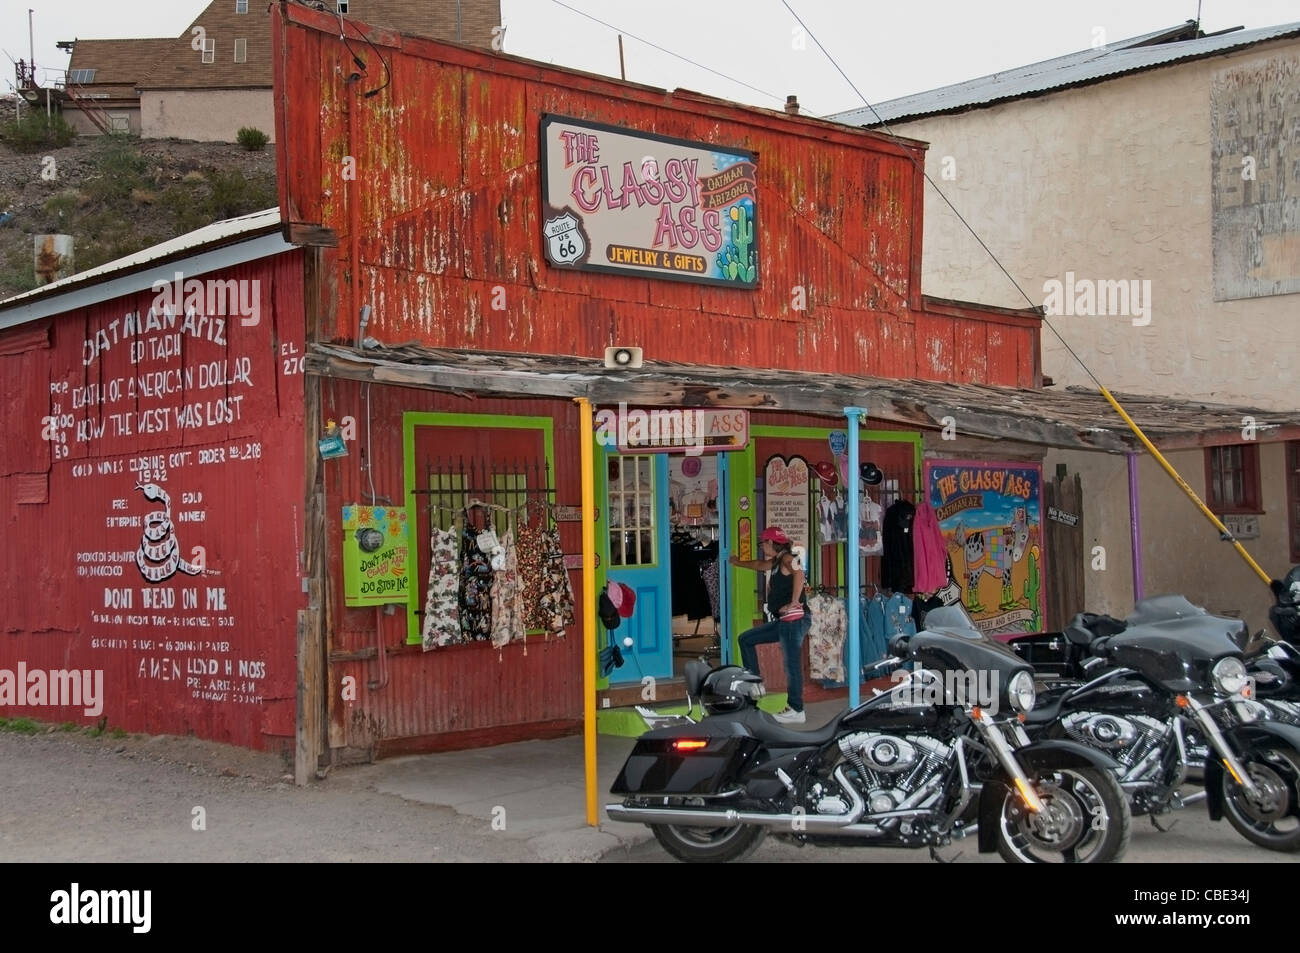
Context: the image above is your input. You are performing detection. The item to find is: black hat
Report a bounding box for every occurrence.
[861,462,884,486]
[599,587,621,630]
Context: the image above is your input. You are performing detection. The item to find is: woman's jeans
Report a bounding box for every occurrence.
[739,617,810,712]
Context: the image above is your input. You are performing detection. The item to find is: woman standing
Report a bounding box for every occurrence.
[730,526,811,724]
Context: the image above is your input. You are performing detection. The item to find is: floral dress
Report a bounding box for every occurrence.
[459,525,494,641]
[806,593,847,682]
[489,530,525,647]
[421,528,461,650]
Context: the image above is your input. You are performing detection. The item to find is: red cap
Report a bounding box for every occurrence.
[608,581,637,618]
[760,527,790,544]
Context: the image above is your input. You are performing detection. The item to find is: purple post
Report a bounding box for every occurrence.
[1128,452,1144,601]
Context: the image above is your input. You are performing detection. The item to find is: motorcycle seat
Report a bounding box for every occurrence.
[735,707,843,746]
[1023,688,1071,726]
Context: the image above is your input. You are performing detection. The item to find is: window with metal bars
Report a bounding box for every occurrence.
[1205,444,1262,514]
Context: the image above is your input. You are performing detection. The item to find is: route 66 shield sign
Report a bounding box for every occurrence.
[543,211,588,266]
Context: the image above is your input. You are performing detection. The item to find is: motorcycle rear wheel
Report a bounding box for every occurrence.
[1219,747,1300,852]
[650,822,766,863]
[995,766,1130,863]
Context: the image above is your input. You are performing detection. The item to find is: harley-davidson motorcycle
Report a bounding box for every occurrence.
[605,607,1131,863]
[1015,595,1300,852]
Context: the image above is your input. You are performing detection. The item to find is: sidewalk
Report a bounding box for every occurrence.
[363,697,851,862]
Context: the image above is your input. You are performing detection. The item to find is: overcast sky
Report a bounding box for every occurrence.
[5,0,1300,117]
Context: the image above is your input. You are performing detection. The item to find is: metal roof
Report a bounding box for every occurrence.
[0,208,288,329]
[309,343,1300,454]
[833,21,1300,127]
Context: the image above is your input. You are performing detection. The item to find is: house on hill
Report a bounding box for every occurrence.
[60,0,502,141]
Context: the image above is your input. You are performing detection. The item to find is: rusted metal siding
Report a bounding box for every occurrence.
[319,383,585,751]
[0,252,306,751]
[272,5,1039,388]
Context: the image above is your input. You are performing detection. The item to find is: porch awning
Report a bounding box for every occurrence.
[308,343,1300,454]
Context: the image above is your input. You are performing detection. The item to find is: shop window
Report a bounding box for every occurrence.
[1288,441,1300,561]
[427,471,465,531]
[1205,444,1261,514]
[609,455,655,566]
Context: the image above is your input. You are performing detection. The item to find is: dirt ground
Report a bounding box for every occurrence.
[0,726,538,863]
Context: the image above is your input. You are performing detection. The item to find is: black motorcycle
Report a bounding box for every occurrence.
[605,607,1131,863]
[1018,595,1300,852]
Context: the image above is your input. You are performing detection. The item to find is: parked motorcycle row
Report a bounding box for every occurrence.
[605,566,1300,862]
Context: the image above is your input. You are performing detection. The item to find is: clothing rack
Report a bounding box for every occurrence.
[414,456,558,529]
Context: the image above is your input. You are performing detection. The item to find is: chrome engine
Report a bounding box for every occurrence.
[1061,711,1168,777]
[825,731,952,816]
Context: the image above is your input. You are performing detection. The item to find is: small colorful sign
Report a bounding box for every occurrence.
[541,115,759,287]
[342,505,410,606]
[925,461,1045,634]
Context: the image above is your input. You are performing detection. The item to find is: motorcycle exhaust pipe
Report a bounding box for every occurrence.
[606,766,865,831]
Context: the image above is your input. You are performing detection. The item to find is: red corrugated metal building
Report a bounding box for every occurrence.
[0,4,1048,778]
[267,1,1043,772]
[0,212,305,752]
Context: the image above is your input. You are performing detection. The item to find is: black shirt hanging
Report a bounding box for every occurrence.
[881,500,916,594]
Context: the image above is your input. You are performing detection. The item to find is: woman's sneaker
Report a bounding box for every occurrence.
[773,706,805,724]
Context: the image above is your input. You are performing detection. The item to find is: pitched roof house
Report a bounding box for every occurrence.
[61,0,502,141]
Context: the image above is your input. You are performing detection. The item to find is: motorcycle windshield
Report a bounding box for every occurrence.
[912,612,1033,698]
[1108,614,1248,692]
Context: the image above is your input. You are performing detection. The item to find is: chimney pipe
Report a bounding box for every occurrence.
[784,95,800,116]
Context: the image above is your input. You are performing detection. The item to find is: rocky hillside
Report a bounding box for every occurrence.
[0,136,278,299]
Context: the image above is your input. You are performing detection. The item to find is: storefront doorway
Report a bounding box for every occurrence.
[599,446,735,684]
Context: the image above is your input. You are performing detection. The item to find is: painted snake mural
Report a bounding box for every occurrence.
[135,482,203,583]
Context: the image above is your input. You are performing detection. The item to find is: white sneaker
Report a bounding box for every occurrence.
[773,706,806,724]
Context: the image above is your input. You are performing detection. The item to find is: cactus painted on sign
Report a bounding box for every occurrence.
[1022,549,1041,631]
[715,203,756,283]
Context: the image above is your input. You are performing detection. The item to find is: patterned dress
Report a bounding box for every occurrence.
[459,525,494,641]
[806,593,847,682]
[421,528,461,650]
[489,530,525,647]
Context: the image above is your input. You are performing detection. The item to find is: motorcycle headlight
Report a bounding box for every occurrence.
[1211,656,1248,696]
[1008,670,1036,713]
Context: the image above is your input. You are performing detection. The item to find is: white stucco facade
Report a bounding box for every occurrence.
[890,39,1300,412]
[881,38,1300,627]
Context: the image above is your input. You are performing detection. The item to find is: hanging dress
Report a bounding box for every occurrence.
[421,527,461,650]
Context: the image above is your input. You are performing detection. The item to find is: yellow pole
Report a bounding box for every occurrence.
[576,397,599,826]
[1098,385,1272,587]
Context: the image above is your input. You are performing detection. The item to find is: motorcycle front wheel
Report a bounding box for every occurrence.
[1220,746,1300,852]
[996,766,1130,863]
[650,822,766,863]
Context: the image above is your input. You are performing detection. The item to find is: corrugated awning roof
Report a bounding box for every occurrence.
[832,21,1300,126]
[309,343,1300,454]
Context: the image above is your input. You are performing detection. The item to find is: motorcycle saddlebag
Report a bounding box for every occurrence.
[610,719,762,797]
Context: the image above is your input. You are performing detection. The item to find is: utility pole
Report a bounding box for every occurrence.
[618,36,625,81]
[29,9,36,82]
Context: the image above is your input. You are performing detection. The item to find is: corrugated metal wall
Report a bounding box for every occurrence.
[0,251,306,751]
[320,383,585,752]
[274,5,1039,388]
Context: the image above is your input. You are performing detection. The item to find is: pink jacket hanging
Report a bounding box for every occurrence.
[913,502,949,593]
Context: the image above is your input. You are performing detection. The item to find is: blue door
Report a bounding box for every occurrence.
[602,452,672,683]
